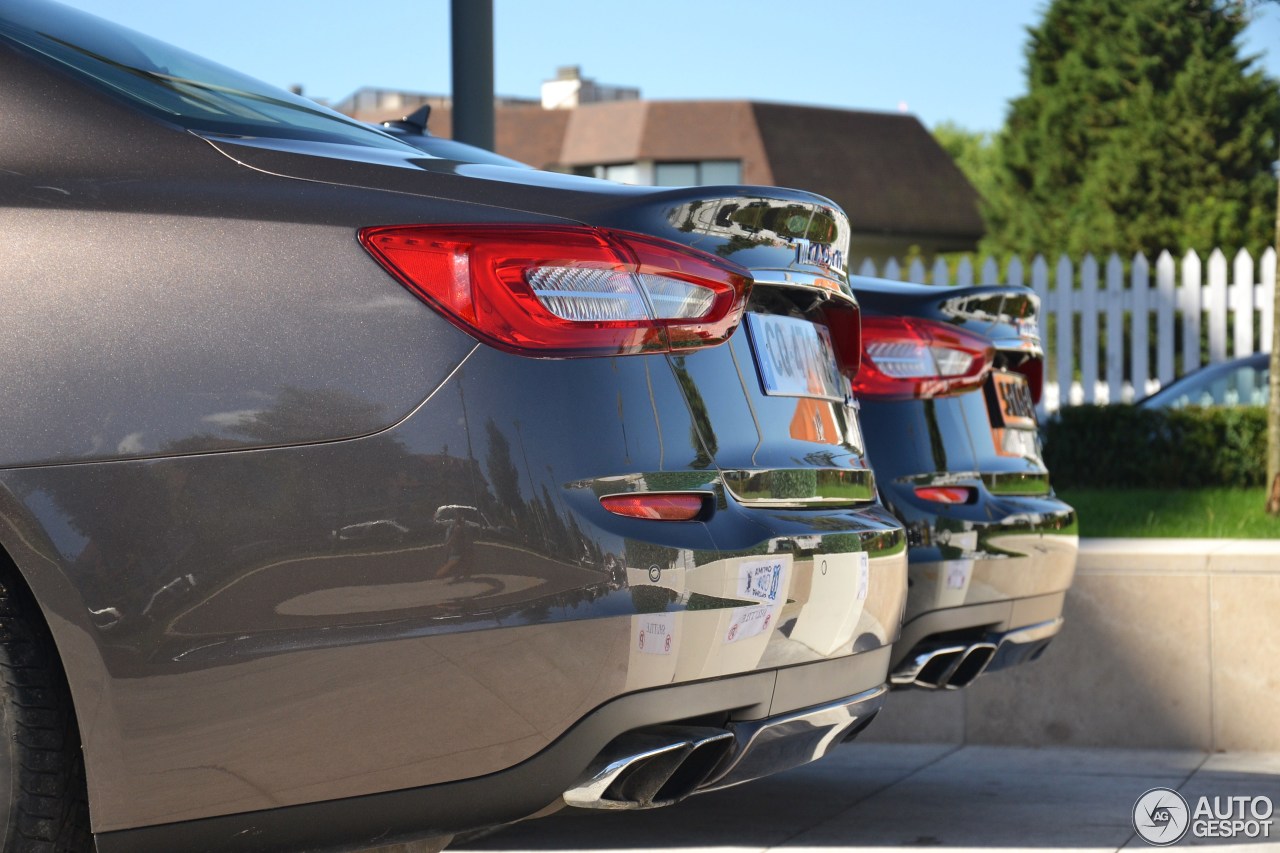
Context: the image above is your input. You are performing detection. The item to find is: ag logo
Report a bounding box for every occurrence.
[1134,787,1190,846]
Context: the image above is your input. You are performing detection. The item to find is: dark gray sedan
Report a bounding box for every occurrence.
[848,279,1078,690]
[0,2,907,851]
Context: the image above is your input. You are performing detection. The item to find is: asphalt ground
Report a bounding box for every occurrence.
[448,744,1280,853]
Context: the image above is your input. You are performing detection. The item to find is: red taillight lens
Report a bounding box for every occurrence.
[914,486,975,505]
[358,225,751,356]
[821,301,862,379]
[600,493,708,521]
[1012,358,1044,404]
[852,316,995,400]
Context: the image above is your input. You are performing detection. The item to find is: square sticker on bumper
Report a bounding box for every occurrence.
[637,612,676,655]
[738,557,785,603]
[725,605,775,644]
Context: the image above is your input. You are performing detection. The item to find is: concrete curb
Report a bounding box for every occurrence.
[866,538,1280,752]
[1080,537,1280,574]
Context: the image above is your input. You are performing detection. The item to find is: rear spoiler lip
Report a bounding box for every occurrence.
[848,278,1038,314]
[849,277,1041,353]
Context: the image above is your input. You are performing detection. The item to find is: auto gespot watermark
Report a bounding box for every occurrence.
[1133,787,1274,846]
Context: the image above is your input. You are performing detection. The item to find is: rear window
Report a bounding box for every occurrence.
[0,0,419,151]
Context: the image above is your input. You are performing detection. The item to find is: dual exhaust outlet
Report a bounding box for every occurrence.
[890,617,1065,690]
[562,726,736,811]
[563,687,885,811]
[891,641,998,690]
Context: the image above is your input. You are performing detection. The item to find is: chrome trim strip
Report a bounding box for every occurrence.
[992,337,1044,356]
[981,471,1052,496]
[750,274,858,307]
[995,616,1064,648]
[722,468,875,507]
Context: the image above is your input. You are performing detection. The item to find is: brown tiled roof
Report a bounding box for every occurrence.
[496,108,570,169]
[394,106,570,170]
[564,101,774,185]
[349,97,982,243]
[534,100,980,242]
[749,102,983,241]
[558,101,649,164]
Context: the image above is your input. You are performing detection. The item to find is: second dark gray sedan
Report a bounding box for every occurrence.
[849,278,1078,690]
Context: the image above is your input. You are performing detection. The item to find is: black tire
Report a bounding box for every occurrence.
[0,576,91,852]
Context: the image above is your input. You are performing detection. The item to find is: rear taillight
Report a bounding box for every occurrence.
[358,225,751,356]
[852,316,995,400]
[821,301,862,379]
[1012,358,1044,404]
[600,493,709,521]
[914,486,975,505]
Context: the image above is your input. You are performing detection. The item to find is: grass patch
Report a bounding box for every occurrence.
[1058,488,1280,539]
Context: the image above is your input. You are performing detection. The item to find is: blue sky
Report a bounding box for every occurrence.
[57,0,1280,132]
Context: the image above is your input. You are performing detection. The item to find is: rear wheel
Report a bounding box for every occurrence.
[0,576,91,852]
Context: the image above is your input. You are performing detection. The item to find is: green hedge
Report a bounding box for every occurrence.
[1043,405,1268,489]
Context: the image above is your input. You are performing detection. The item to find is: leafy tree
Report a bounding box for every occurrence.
[984,0,1280,258]
[932,122,1003,216]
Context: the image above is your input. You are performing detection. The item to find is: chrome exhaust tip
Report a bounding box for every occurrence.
[893,617,1065,690]
[943,642,997,689]
[890,644,967,688]
[563,726,734,810]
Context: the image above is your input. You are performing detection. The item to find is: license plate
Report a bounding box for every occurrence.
[986,370,1037,429]
[744,313,846,402]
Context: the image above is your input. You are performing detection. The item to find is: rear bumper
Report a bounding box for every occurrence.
[895,493,1078,623]
[884,490,1077,688]
[564,683,886,810]
[889,590,1067,688]
[95,652,890,853]
[11,344,907,834]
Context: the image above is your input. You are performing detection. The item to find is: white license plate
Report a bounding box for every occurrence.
[744,313,847,402]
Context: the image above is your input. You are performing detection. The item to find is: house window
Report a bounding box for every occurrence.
[574,163,644,184]
[654,163,698,186]
[600,163,642,185]
[572,160,741,187]
[654,160,741,187]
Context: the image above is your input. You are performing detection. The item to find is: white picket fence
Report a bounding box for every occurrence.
[854,248,1277,413]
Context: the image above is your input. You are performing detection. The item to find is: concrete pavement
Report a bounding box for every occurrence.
[455,744,1280,852]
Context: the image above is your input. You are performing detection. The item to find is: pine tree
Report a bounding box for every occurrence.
[984,0,1280,257]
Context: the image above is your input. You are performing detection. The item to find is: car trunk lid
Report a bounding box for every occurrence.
[207,134,872,505]
[851,278,1048,493]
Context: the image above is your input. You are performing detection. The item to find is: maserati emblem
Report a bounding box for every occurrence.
[789,237,847,277]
